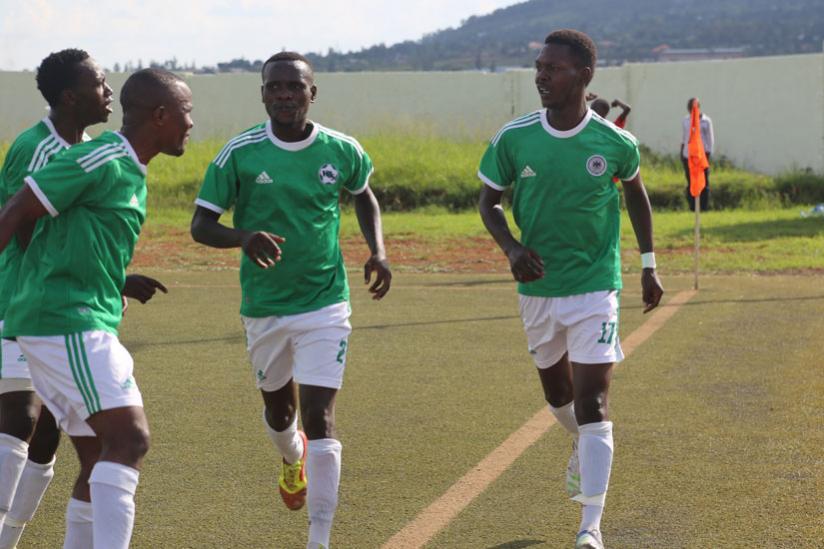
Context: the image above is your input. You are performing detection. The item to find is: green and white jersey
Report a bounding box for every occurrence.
[479,109,640,297]
[0,118,76,320]
[196,120,373,317]
[3,131,148,338]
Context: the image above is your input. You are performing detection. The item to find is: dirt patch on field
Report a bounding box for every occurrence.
[131,229,510,273]
[130,226,240,270]
[342,236,506,273]
[131,229,824,275]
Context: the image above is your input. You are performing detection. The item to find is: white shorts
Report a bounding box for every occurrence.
[242,302,352,392]
[0,320,35,393]
[17,331,143,437]
[519,290,624,367]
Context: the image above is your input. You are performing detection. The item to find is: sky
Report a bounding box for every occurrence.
[0,0,521,71]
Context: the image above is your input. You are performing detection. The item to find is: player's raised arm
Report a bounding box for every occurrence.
[0,185,48,255]
[611,98,631,117]
[621,173,664,312]
[190,205,285,269]
[354,186,391,299]
[479,185,544,283]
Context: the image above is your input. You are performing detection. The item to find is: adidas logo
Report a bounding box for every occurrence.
[129,194,139,207]
[255,171,273,184]
[520,165,537,178]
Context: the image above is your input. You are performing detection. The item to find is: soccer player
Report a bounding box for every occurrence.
[478,30,663,549]
[0,68,192,549]
[0,48,113,548]
[190,51,391,549]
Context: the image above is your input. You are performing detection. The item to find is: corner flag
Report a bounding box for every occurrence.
[688,101,709,197]
[688,99,709,290]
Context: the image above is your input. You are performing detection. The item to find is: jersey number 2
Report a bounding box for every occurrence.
[336,339,348,364]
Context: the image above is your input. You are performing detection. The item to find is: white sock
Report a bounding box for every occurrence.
[580,504,603,534]
[0,434,29,531]
[0,457,55,549]
[573,421,613,530]
[89,461,139,549]
[306,439,341,549]
[549,402,579,436]
[63,498,93,549]
[263,410,304,465]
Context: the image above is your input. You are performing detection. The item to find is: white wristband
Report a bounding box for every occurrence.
[641,252,656,269]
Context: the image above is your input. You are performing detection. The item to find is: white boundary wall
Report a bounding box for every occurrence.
[1,53,821,174]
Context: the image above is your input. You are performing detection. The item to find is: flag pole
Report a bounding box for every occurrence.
[693,195,700,290]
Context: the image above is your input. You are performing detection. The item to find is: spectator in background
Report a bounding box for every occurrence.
[589,94,633,183]
[588,93,631,128]
[681,97,714,211]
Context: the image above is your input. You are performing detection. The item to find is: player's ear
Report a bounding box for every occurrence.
[60,88,77,107]
[152,105,167,126]
[310,85,317,103]
[580,66,593,87]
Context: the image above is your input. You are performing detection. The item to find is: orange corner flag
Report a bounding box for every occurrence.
[688,101,710,198]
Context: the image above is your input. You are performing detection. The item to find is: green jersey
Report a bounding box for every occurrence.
[479,109,640,297]
[196,120,373,317]
[3,131,148,337]
[0,118,74,319]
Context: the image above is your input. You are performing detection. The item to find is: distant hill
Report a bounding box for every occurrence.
[301,0,824,71]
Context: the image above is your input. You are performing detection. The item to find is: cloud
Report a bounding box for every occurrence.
[0,0,518,70]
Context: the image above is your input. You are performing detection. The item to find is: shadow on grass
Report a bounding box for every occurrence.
[681,294,824,307]
[418,278,513,287]
[125,314,522,350]
[360,314,519,330]
[124,334,243,352]
[677,217,824,243]
[486,540,544,549]
[125,293,824,351]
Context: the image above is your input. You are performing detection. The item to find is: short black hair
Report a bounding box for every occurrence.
[36,48,90,107]
[261,51,313,79]
[121,68,185,113]
[590,98,610,117]
[544,29,597,69]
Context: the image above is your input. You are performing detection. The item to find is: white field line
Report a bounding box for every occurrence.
[381,289,697,549]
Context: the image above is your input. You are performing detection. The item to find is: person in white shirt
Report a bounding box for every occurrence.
[681,97,714,211]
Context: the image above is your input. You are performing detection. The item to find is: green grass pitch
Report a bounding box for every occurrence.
[24,271,824,548]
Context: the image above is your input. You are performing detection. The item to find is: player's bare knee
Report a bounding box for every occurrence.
[0,397,39,441]
[544,381,574,408]
[129,425,151,459]
[27,422,61,463]
[106,424,150,462]
[264,403,297,431]
[574,393,609,424]
[301,405,335,440]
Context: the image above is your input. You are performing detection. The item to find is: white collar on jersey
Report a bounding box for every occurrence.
[265,119,319,152]
[540,107,592,139]
[41,117,71,149]
[113,131,148,175]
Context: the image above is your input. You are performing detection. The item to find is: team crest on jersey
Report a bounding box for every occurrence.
[586,155,608,177]
[318,164,339,185]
